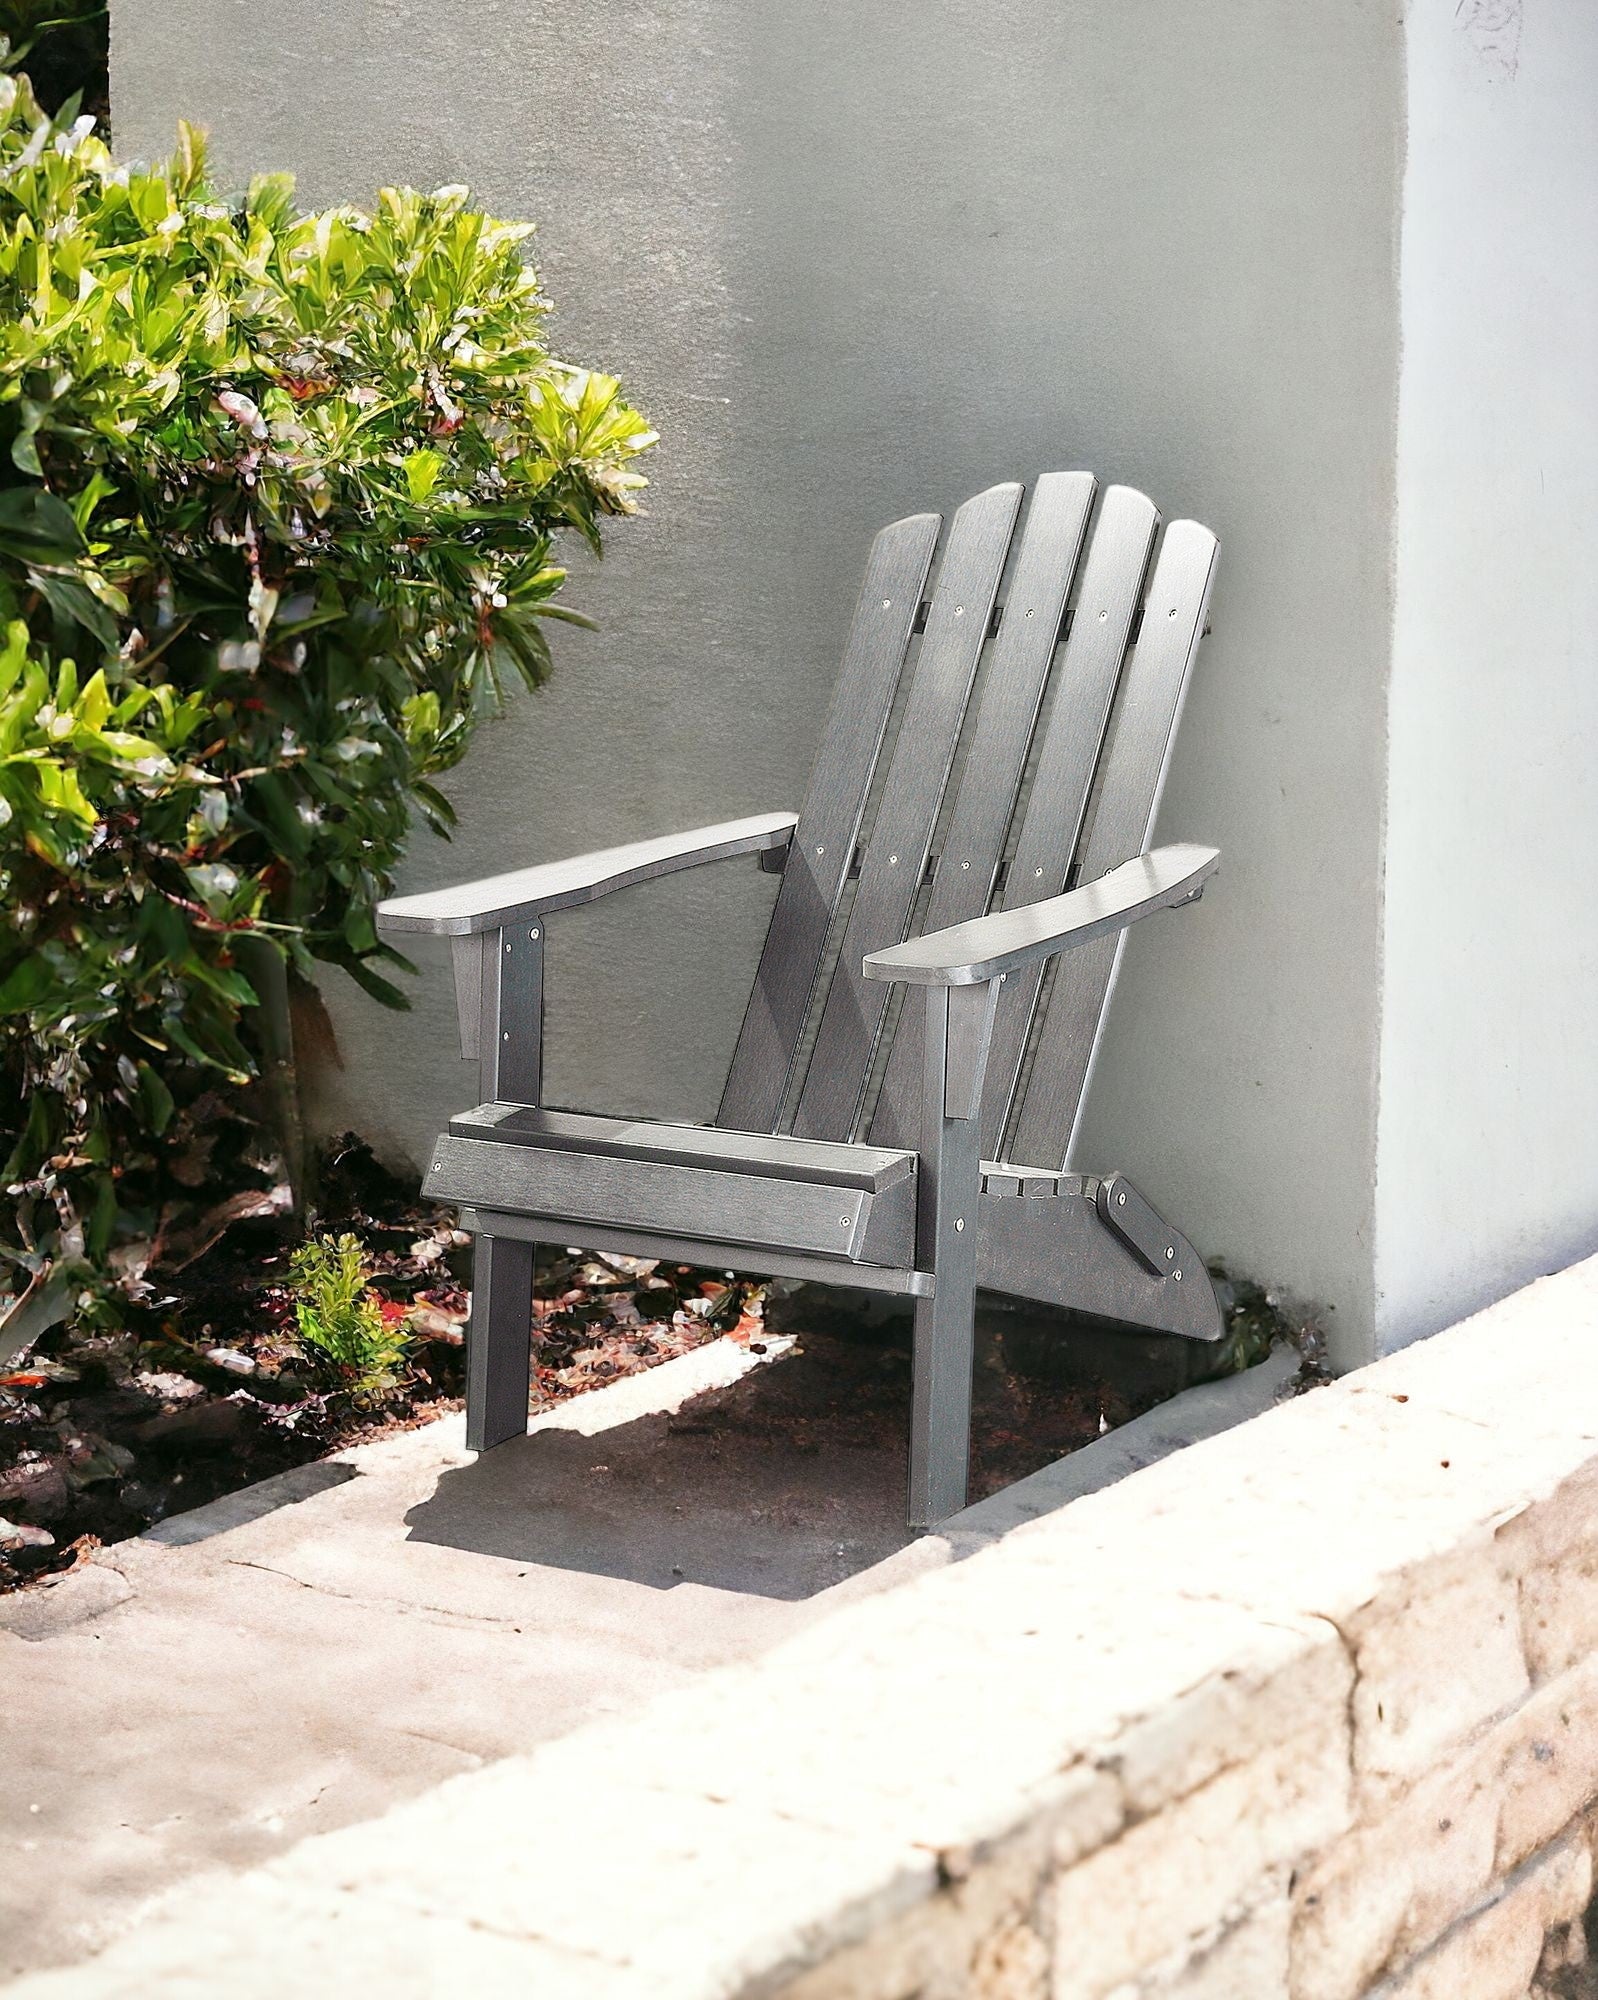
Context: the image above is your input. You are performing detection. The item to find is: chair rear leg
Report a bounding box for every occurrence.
[466,1232,534,1452]
[908,1261,978,1529]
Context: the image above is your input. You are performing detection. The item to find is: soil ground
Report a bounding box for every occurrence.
[5,1134,1272,1593]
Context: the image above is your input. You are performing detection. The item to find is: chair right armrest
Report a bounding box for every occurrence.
[862,844,1219,987]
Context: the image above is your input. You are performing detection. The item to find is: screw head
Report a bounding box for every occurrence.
[505,941,512,954]
[1174,1270,1183,1282]
[1165,1246,1174,1260]
[1098,609,1109,622]
[816,845,825,857]
[954,605,965,618]
[954,1218,965,1232]
[1024,607,1035,619]
[839,1216,850,1227]
[960,860,970,871]
[1034,866,1044,878]
[502,1031,510,1041]
[1168,607,1178,619]
[881,598,891,609]
[530,927,540,939]
[889,854,899,866]
[1117,1191,1127,1206]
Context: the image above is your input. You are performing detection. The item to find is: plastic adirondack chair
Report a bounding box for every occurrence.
[378,474,1223,1527]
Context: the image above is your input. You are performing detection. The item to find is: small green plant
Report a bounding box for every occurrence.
[288,1232,409,1400]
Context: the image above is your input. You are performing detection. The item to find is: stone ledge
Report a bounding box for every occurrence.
[11,1257,1598,1998]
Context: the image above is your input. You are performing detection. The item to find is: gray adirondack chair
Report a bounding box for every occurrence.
[377,474,1224,1527]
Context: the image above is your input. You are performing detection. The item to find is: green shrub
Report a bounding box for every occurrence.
[288,1231,408,1399]
[0,3,108,124]
[0,70,654,1347]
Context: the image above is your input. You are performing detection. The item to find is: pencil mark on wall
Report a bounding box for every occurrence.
[1455,0,1523,80]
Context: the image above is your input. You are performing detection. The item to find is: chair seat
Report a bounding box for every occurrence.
[427,1104,919,1266]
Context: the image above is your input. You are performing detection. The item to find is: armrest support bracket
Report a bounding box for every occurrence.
[473,924,543,1105]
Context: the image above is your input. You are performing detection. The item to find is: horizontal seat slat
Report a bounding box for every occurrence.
[448,1104,914,1193]
[426,1129,918,1267]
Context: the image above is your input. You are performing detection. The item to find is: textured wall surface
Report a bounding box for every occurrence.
[111,0,1402,1360]
[1377,0,1598,1352]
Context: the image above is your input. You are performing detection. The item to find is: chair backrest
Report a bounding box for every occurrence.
[717,474,1218,1171]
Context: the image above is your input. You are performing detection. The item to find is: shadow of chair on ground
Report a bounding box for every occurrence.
[401,1346,916,1602]
[402,1305,1175,1602]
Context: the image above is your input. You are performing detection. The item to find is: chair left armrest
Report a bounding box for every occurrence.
[862,844,1219,989]
[376,811,798,938]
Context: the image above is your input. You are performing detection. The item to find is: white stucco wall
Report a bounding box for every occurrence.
[110,0,1403,1362]
[1376,0,1598,1350]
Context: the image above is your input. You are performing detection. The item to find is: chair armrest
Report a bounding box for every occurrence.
[862,843,1219,987]
[376,811,799,937]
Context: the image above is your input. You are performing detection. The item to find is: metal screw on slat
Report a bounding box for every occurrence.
[505,941,512,954]
[839,1216,850,1227]
[530,928,539,939]
[1165,1246,1174,1260]
[961,861,970,871]
[1168,608,1178,618]
[881,599,891,609]
[955,1218,965,1232]
[1117,1191,1127,1206]
[889,854,899,866]
[1098,610,1108,622]
[816,845,825,857]
[1174,1270,1183,1282]
[954,606,964,618]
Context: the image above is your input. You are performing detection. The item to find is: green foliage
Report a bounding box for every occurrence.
[288,1231,408,1399]
[0,0,104,70]
[1198,1268,1327,1384]
[0,70,654,1329]
[0,3,108,125]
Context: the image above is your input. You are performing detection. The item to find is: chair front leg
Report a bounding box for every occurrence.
[909,979,1000,1529]
[462,922,545,1453]
[467,1232,535,1451]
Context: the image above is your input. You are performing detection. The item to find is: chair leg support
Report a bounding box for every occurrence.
[466,1232,534,1453]
[908,983,992,1529]
[908,1258,978,1528]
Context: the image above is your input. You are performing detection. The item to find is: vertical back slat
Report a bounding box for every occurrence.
[717,512,939,1134]
[868,472,1097,1150]
[792,482,1022,1141]
[977,487,1161,1155]
[1006,518,1220,1168]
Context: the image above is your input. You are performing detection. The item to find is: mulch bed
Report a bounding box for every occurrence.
[2,1133,1315,1594]
[0,1137,757,1593]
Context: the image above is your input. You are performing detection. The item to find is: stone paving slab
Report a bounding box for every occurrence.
[1,1322,1284,1985]
[1,1335,896,1977]
[6,1259,1591,2000]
